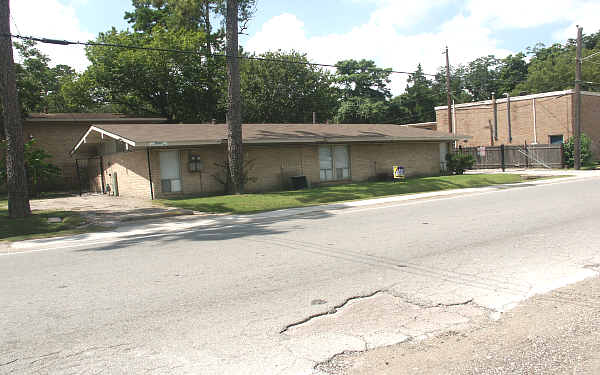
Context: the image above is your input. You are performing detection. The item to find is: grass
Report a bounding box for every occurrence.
[0,200,103,242]
[158,173,524,215]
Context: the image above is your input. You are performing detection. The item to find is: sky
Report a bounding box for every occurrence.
[9,0,600,95]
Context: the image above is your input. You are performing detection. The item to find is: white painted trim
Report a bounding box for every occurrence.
[581,90,600,97]
[70,126,136,155]
[435,90,573,110]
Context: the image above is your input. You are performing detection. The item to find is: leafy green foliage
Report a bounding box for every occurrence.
[241,50,337,123]
[0,139,61,195]
[563,133,593,167]
[446,152,475,175]
[334,97,390,124]
[389,65,438,124]
[85,26,226,122]
[334,59,392,101]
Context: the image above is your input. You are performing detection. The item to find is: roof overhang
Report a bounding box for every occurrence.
[71,126,468,155]
[70,126,136,155]
[133,135,465,148]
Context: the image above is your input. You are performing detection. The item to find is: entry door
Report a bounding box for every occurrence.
[159,150,182,193]
[440,143,448,171]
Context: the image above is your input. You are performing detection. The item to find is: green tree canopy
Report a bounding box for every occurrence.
[334,59,392,101]
[241,50,337,123]
[84,26,226,122]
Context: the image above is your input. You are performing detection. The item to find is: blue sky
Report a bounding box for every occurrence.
[10,0,599,94]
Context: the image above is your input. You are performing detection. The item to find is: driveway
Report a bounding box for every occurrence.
[30,193,192,226]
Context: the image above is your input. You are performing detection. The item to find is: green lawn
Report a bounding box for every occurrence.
[159,174,524,215]
[0,201,94,242]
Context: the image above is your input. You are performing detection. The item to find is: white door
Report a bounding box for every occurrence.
[439,143,448,171]
[159,150,182,192]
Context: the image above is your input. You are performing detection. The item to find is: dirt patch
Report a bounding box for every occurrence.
[319,275,600,375]
[30,193,192,226]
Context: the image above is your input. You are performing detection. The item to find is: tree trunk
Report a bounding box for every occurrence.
[0,0,31,218]
[225,0,243,194]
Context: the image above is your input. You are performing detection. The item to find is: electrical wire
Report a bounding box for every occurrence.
[1,33,438,77]
[581,50,600,61]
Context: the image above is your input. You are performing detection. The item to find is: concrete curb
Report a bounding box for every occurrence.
[5,173,599,252]
[118,209,195,222]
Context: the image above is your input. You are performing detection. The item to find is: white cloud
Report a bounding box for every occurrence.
[246,0,595,96]
[246,7,510,96]
[10,0,94,72]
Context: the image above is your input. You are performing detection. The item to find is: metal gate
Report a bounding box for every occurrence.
[457,144,563,169]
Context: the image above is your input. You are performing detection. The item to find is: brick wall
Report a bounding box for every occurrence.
[101,150,152,199]
[581,94,600,159]
[436,93,574,148]
[99,142,443,199]
[22,122,89,189]
[350,142,441,180]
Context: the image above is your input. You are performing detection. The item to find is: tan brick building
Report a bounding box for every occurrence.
[21,113,165,190]
[71,123,462,199]
[434,90,600,158]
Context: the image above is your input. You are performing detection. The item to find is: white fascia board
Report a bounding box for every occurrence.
[70,126,136,155]
[582,91,600,97]
[434,90,574,111]
[139,140,222,147]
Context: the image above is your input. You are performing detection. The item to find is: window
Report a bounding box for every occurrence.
[319,145,350,181]
[160,150,182,193]
[549,135,564,144]
[188,154,203,172]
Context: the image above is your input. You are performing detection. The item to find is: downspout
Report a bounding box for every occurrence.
[146,147,154,200]
[451,99,457,148]
[532,98,537,144]
[100,156,105,194]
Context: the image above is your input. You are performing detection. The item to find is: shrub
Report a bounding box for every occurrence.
[563,133,593,167]
[0,138,61,196]
[446,152,475,175]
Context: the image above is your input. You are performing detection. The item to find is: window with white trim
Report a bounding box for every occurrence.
[319,145,350,181]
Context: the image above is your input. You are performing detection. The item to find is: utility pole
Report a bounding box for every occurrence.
[226,0,244,193]
[444,46,452,133]
[0,0,31,218]
[574,25,583,170]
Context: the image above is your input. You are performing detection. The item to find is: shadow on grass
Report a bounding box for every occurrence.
[0,209,87,241]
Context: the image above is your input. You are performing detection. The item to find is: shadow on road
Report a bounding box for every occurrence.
[73,210,335,252]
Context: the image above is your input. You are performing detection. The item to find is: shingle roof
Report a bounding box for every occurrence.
[73,123,465,154]
[26,113,166,123]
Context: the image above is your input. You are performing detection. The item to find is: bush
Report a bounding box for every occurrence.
[446,152,475,175]
[563,133,593,167]
[0,138,61,196]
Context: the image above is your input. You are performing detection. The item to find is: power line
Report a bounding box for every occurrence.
[581,50,600,61]
[1,33,438,77]
[9,14,21,36]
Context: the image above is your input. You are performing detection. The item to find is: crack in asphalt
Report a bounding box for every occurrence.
[0,358,18,367]
[279,290,387,334]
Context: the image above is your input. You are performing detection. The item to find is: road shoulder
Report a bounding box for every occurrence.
[318,273,600,375]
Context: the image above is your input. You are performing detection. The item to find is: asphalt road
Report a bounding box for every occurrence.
[2,177,600,374]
